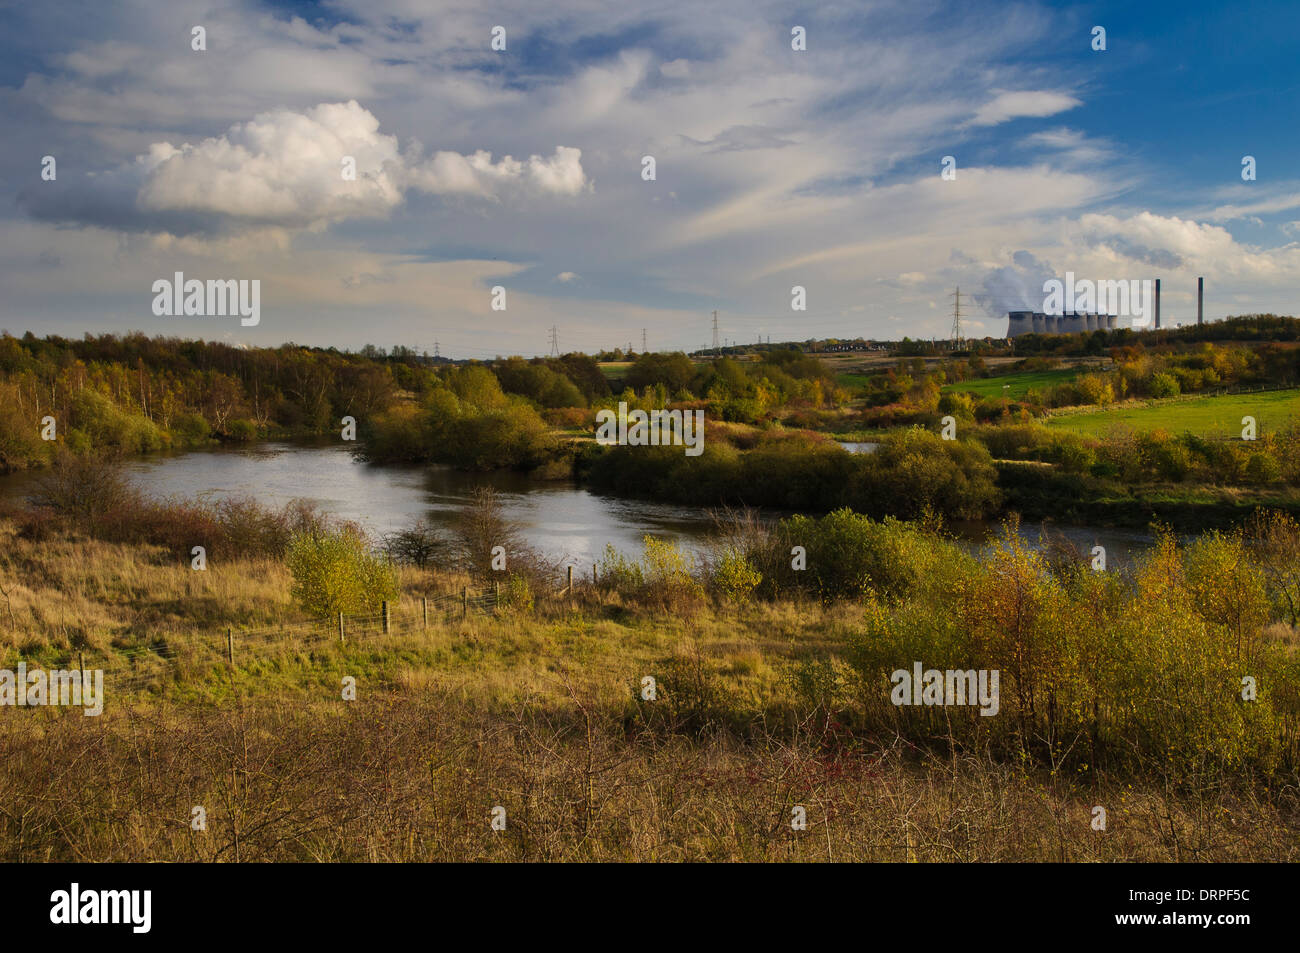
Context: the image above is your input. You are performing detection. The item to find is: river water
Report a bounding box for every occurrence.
[0,440,1153,567]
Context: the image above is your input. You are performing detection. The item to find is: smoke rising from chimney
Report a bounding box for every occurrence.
[971,250,1057,318]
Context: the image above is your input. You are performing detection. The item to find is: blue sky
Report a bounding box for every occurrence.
[1,0,1297,356]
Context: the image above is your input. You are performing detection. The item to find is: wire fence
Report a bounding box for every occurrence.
[17,587,502,699]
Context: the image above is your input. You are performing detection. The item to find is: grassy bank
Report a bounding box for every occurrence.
[2,479,1300,860]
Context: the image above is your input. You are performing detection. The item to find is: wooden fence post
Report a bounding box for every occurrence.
[593,563,598,586]
[382,601,390,635]
[226,626,234,666]
[339,612,345,643]
[567,565,574,594]
[422,597,428,629]
[78,651,85,678]
[462,587,469,618]
[494,580,499,604]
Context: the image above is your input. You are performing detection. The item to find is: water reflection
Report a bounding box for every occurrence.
[0,441,1153,568]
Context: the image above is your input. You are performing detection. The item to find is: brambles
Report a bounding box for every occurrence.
[382,519,448,569]
[1247,509,1300,625]
[27,451,137,534]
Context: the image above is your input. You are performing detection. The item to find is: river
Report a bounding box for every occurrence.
[0,440,1154,567]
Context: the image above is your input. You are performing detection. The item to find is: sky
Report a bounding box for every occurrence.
[1,0,1298,358]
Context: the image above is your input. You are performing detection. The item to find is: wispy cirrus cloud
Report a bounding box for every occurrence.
[2,0,1298,351]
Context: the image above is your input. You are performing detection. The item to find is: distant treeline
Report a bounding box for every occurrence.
[1008,314,1300,355]
[362,348,842,468]
[0,330,847,473]
[0,332,410,470]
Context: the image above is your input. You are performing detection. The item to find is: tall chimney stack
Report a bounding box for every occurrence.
[1154,278,1161,329]
[1197,276,1204,326]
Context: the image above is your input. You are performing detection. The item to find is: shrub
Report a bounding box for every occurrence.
[1148,372,1180,398]
[67,389,164,453]
[286,527,398,618]
[227,419,259,442]
[1244,451,1282,485]
[711,548,762,601]
[451,486,542,581]
[596,544,644,591]
[383,519,449,568]
[937,390,975,419]
[773,509,947,603]
[171,412,212,446]
[641,536,704,612]
[497,573,535,613]
[27,452,137,534]
[851,428,1000,520]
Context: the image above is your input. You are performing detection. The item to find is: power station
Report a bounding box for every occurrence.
[1006,311,1119,336]
[1006,276,1203,337]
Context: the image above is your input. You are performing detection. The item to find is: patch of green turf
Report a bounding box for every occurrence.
[943,368,1081,400]
[835,373,874,389]
[1044,388,1300,437]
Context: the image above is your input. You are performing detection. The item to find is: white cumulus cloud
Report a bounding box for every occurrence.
[29,101,587,235]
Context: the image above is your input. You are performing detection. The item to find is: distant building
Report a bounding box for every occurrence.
[1006,311,1119,338]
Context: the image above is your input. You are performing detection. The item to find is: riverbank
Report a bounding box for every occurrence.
[1,515,1297,861]
[0,440,1157,565]
[996,460,1300,532]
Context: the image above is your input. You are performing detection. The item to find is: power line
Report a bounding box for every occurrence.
[711,310,719,356]
[548,325,559,357]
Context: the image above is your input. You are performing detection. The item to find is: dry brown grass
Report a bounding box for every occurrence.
[2,696,1294,862]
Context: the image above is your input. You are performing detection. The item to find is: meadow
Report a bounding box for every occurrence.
[1044,387,1300,437]
[943,367,1082,400]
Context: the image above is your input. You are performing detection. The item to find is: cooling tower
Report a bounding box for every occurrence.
[1006,311,1035,338]
[1008,309,1119,337]
[1198,276,1204,325]
[1154,279,1161,329]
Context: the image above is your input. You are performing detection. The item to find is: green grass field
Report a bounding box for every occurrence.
[835,372,874,389]
[1045,388,1300,437]
[944,368,1081,400]
[598,361,633,385]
